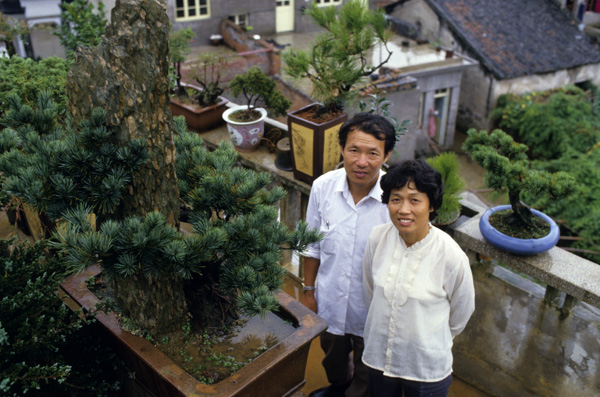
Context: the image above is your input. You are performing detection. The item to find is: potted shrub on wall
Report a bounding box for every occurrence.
[281,0,393,184]
[463,128,577,255]
[223,66,291,152]
[426,152,466,227]
[170,51,230,131]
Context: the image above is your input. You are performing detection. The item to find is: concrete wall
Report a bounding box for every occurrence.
[456,62,600,131]
[453,258,600,396]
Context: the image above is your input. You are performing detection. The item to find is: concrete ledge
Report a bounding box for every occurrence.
[452,195,600,309]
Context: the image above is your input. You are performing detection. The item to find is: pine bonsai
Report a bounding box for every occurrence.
[463,128,577,234]
[282,0,392,116]
[50,118,321,336]
[228,66,291,121]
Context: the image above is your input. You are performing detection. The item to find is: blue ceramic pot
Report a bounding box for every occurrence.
[479,205,560,255]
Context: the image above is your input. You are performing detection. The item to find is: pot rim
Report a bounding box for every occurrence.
[479,204,560,255]
[223,105,267,126]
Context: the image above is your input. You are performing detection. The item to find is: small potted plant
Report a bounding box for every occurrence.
[223,66,291,152]
[281,0,393,183]
[463,128,577,255]
[169,45,230,131]
[426,152,466,227]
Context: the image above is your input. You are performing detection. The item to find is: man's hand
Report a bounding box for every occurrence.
[303,290,318,313]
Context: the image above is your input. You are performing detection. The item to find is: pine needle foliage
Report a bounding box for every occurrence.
[0,238,124,396]
[282,0,392,114]
[52,117,321,327]
[0,93,149,221]
[426,152,465,224]
[463,128,577,231]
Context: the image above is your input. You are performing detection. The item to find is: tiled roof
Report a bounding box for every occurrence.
[425,0,600,79]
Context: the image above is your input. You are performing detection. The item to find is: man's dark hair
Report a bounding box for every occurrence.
[380,159,443,221]
[338,112,396,155]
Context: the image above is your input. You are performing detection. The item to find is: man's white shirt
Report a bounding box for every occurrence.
[304,168,390,336]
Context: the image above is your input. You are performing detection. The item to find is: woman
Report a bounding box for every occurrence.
[362,160,475,397]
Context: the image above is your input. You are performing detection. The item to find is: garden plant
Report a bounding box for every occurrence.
[492,85,600,261]
[227,65,291,122]
[463,128,577,238]
[282,0,392,118]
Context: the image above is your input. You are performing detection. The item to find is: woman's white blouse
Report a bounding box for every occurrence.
[362,223,475,382]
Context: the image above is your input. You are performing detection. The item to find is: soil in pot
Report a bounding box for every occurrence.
[228,108,263,123]
[294,104,344,124]
[489,209,550,239]
[88,273,296,385]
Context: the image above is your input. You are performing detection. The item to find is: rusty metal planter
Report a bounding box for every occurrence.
[59,265,328,397]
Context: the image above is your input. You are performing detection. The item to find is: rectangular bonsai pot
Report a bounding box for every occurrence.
[170,83,228,132]
[287,104,347,185]
[59,265,328,397]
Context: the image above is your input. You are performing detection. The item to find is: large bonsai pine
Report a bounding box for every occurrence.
[282,0,392,116]
[463,128,577,232]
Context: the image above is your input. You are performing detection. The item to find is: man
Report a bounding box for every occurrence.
[303,113,397,397]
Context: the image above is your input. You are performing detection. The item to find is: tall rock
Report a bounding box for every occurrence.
[66,0,179,225]
[65,0,186,335]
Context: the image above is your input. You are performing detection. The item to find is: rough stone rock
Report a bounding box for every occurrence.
[66,0,179,224]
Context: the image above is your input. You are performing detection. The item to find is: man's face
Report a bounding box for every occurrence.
[341,129,390,193]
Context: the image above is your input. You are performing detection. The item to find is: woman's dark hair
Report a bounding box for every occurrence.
[338,112,396,155]
[380,159,443,220]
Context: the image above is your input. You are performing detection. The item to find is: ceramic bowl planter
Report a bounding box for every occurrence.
[479,205,560,255]
[222,106,268,152]
[287,104,348,185]
[170,83,228,132]
[59,264,328,397]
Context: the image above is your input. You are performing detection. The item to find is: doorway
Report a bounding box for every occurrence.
[276,0,294,33]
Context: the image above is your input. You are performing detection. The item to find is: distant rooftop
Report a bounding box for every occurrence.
[425,0,600,80]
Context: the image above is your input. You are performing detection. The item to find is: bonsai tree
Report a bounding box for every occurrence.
[463,128,577,234]
[426,152,465,225]
[52,119,321,335]
[282,0,392,117]
[228,65,291,121]
[169,27,195,97]
[188,51,227,107]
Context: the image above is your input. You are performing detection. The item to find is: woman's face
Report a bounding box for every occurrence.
[388,181,433,247]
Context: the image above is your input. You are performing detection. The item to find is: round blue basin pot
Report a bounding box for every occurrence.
[479,205,560,255]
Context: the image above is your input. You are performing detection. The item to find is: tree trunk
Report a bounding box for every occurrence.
[509,191,538,230]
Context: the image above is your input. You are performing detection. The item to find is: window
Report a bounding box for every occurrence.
[276,1,291,6]
[175,0,210,21]
[316,0,342,6]
[228,13,248,28]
